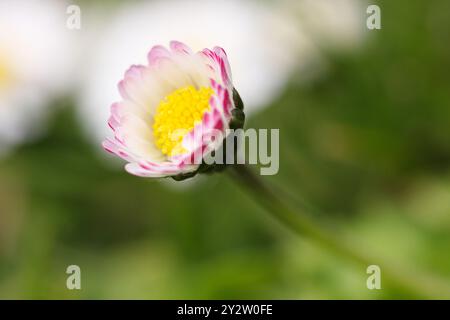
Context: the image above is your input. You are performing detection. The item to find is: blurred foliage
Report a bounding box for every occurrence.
[1,0,450,299]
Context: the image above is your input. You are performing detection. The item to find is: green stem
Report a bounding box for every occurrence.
[229,164,450,299]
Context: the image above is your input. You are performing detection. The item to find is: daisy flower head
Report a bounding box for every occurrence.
[0,0,76,155]
[103,41,244,180]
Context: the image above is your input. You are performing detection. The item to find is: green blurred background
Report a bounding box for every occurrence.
[1,0,450,299]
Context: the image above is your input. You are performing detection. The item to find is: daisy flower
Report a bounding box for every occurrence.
[103,41,243,179]
[0,0,75,156]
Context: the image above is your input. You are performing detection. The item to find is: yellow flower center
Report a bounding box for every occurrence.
[0,54,12,89]
[153,85,213,156]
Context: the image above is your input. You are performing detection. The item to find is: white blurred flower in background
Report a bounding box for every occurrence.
[79,0,367,148]
[78,0,314,147]
[286,0,366,51]
[77,0,367,190]
[0,0,76,156]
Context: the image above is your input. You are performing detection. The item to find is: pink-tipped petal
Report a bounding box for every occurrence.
[147,45,172,67]
[213,46,232,86]
[170,41,193,55]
